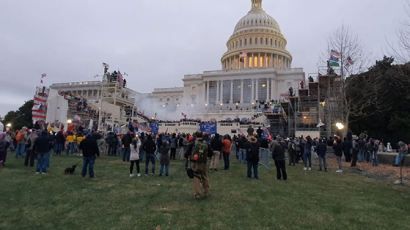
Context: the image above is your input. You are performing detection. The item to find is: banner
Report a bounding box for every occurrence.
[200,122,217,135]
[149,123,159,134]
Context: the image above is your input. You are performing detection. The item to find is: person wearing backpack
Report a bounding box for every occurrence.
[190,132,210,199]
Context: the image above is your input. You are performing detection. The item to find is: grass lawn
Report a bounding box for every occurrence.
[0,154,409,230]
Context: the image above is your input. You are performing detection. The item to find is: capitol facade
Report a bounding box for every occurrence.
[145,0,305,121]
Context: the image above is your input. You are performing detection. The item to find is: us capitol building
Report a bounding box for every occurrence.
[145,0,305,121]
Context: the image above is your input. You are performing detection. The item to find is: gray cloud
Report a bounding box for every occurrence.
[0,0,406,116]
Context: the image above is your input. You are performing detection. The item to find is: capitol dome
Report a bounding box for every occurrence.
[221,0,292,70]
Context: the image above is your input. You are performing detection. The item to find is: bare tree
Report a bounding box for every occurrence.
[390,0,410,63]
[319,25,369,136]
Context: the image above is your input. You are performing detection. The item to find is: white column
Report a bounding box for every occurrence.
[255,79,259,101]
[251,79,254,102]
[266,78,270,101]
[220,80,224,104]
[271,77,275,101]
[230,80,233,104]
[216,80,220,104]
[206,81,210,105]
[240,79,244,103]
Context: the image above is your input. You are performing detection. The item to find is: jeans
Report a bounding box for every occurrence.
[82,156,96,178]
[259,148,270,168]
[395,153,406,166]
[139,150,145,162]
[36,153,47,173]
[303,151,312,168]
[372,151,378,166]
[15,143,26,158]
[45,151,51,168]
[247,161,258,179]
[336,156,342,170]
[66,142,75,155]
[274,160,287,180]
[122,147,130,162]
[318,154,327,170]
[160,164,169,176]
[358,149,365,162]
[238,148,247,163]
[145,153,156,174]
[223,153,230,170]
[54,143,64,155]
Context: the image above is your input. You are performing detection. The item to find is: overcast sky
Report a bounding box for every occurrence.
[0,0,407,117]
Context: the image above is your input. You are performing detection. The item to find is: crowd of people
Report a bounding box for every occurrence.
[0,125,408,199]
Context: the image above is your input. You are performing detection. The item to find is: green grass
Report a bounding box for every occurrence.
[0,154,409,230]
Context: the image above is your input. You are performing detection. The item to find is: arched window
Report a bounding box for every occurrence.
[260,38,263,44]
[255,38,257,45]
[265,38,268,45]
[235,41,238,48]
[240,40,242,47]
[245,39,247,45]
[250,38,252,45]
[275,40,277,47]
[270,39,273,46]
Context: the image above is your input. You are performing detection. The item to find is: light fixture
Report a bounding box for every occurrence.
[262,84,266,88]
[220,103,223,106]
[205,104,208,107]
[67,119,72,124]
[6,123,12,128]
[336,122,344,130]
[303,116,307,119]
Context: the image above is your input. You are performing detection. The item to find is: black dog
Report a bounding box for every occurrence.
[64,165,77,175]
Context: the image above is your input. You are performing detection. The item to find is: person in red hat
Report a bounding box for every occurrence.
[184,135,195,170]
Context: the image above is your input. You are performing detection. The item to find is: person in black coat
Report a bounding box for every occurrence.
[342,138,352,162]
[143,135,157,175]
[80,135,100,178]
[271,137,287,180]
[316,139,327,171]
[121,132,132,162]
[33,131,51,174]
[246,136,259,179]
[55,131,65,155]
[333,137,343,173]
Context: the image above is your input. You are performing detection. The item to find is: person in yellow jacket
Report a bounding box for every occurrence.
[66,133,76,155]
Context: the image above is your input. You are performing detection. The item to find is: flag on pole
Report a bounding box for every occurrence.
[330,49,340,57]
[40,73,46,84]
[329,55,339,62]
[347,56,354,65]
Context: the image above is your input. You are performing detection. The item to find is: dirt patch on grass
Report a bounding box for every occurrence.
[325,158,410,184]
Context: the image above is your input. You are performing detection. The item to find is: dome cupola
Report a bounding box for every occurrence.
[221,0,292,70]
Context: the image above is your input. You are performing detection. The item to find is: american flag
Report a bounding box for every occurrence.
[330,50,340,57]
[347,56,354,65]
